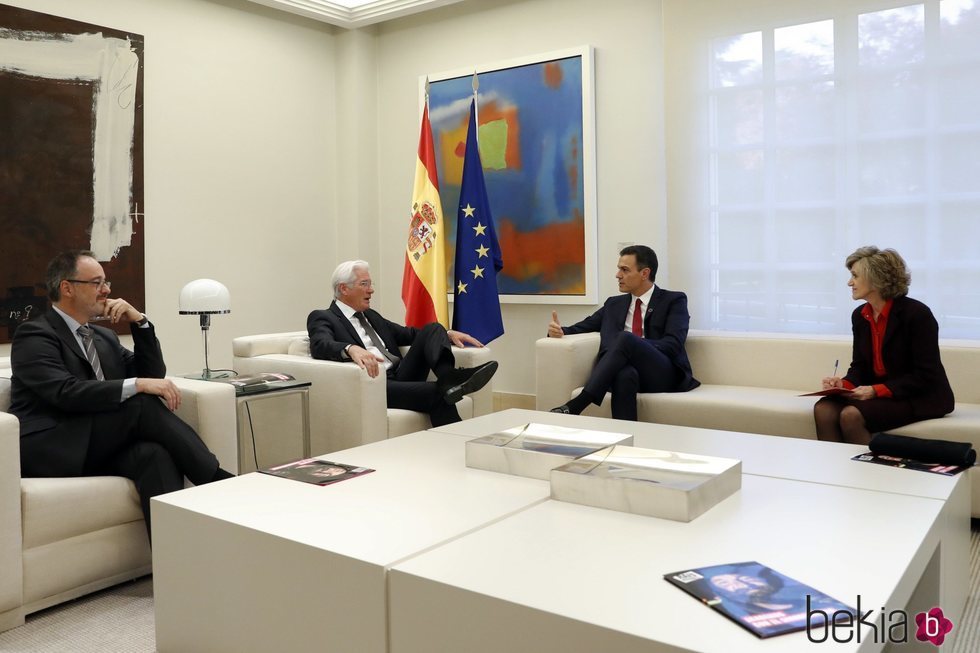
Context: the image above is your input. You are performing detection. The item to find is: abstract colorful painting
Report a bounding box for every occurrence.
[427,46,596,303]
[0,4,144,343]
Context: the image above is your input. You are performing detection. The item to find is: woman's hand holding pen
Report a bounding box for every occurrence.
[821,376,844,390]
[821,359,842,389]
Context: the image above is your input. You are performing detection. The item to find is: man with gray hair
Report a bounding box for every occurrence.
[307,260,498,426]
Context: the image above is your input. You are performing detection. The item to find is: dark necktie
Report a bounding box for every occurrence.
[77,324,105,380]
[631,298,643,337]
[353,312,400,365]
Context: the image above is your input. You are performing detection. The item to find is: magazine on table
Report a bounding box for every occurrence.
[259,458,374,486]
[209,372,301,394]
[851,452,971,476]
[664,561,855,638]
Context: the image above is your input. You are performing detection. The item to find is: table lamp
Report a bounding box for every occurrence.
[179,278,231,379]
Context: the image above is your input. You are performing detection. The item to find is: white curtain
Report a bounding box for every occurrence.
[664,0,980,338]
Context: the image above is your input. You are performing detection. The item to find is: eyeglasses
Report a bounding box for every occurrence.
[354,280,373,288]
[66,278,111,290]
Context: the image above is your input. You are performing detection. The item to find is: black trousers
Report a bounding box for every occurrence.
[583,332,680,421]
[385,323,461,427]
[82,394,220,538]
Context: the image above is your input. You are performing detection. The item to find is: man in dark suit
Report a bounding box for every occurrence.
[9,250,232,539]
[548,245,699,420]
[307,260,498,426]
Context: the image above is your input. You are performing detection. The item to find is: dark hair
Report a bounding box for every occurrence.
[46,250,96,302]
[620,245,658,280]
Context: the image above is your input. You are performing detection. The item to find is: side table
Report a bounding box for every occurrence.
[234,380,312,473]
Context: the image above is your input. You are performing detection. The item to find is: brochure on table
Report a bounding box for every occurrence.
[259,458,374,486]
[664,561,855,638]
[852,452,971,476]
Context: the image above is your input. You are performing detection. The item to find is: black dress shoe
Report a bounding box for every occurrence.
[441,361,499,404]
[549,405,572,414]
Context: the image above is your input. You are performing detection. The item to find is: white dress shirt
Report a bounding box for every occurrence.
[335,301,394,371]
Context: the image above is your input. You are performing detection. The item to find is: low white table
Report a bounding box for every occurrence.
[152,430,550,653]
[152,410,969,653]
[429,408,970,632]
[389,474,950,653]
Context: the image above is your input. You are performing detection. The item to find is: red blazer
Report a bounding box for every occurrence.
[844,296,954,420]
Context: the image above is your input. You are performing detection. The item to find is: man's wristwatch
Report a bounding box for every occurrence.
[135,315,149,327]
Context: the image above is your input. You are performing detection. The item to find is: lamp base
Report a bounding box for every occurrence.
[183,369,236,381]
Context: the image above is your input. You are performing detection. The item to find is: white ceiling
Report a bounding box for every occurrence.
[244,0,468,28]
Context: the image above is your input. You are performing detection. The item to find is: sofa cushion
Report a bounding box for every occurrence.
[21,476,143,549]
[578,385,820,439]
[887,403,980,442]
[387,396,476,439]
[640,386,821,439]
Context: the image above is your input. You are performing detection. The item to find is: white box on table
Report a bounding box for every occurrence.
[465,422,632,480]
[550,445,741,522]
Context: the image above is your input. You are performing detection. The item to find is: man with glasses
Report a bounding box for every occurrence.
[307,260,498,426]
[9,250,233,540]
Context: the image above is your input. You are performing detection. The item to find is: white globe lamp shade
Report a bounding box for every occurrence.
[178,279,230,315]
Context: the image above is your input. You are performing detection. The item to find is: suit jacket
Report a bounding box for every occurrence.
[307,301,418,362]
[9,309,166,476]
[563,288,700,392]
[844,295,954,420]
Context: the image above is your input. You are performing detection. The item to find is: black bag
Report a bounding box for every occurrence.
[869,432,977,467]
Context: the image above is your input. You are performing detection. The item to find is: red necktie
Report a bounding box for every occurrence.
[631,298,643,337]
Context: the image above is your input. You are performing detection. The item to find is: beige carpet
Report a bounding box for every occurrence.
[1,526,979,652]
[0,577,154,653]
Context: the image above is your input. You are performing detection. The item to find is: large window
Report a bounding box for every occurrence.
[702,0,980,338]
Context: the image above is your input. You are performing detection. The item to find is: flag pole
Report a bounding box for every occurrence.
[471,71,479,143]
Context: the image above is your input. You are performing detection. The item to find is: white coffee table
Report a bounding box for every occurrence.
[152,430,550,653]
[428,408,970,630]
[389,474,951,653]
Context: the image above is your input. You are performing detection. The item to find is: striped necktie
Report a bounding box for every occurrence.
[77,325,105,381]
[353,312,400,365]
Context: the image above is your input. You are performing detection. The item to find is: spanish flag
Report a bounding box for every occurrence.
[401,103,448,327]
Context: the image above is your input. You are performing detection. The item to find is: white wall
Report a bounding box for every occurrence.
[1,0,339,374]
[3,0,668,397]
[375,0,667,395]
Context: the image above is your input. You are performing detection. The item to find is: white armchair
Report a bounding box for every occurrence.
[0,356,237,633]
[232,331,495,455]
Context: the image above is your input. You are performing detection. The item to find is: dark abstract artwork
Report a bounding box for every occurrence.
[0,3,144,343]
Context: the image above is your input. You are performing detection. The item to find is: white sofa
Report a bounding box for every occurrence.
[0,357,237,633]
[233,331,495,455]
[536,332,980,514]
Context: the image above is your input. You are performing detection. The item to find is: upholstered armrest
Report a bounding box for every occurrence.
[0,411,24,631]
[450,346,494,417]
[169,377,238,474]
[231,331,307,358]
[235,353,387,455]
[535,333,600,410]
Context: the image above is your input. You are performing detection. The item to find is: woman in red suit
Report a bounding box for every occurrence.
[814,246,954,445]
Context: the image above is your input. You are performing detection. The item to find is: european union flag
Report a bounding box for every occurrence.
[452,98,504,344]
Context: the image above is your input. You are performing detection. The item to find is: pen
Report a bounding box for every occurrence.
[832,359,839,378]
